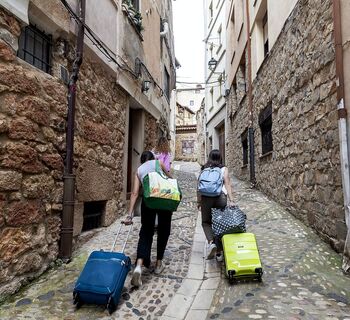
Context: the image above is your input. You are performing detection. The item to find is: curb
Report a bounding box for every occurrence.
[160,212,221,320]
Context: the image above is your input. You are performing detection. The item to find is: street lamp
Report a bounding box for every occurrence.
[208,57,217,71]
[142,80,151,92]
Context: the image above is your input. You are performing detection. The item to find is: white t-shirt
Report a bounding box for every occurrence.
[137,160,157,184]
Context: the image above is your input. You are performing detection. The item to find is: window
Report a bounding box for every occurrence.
[164,67,170,100]
[17,25,52,73]
[182,140,194,155]
[218,25,222,46]
[208,136,213,152]
[259,104,273,155]
[218,124,225,164]
[190,100,194,106]
[231,6,235,25]
[262,11,269,57]
[210,87,214,109]
[209,1,213,19]
[237,55,247,94]
[241,129,248,165]
[82,201,106,231]
[131,0,140,11]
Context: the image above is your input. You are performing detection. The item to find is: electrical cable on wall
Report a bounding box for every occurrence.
[61,0,170,97]
[60,0,153,81]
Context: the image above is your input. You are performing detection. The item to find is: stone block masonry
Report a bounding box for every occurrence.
[144,111,158,151]
[0,7,127,301]
[226,0,345,251]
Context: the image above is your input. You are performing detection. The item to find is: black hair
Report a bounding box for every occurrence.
[202,149,224,169]
[140,151,155,164]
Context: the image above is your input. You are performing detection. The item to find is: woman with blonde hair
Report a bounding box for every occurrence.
[153,136,172,173]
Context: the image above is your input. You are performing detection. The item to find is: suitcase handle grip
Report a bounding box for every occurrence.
[111,222,133,253]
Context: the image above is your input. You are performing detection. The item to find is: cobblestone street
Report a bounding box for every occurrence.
[0,162,200,320]
[208,178,350,320]
[1,162,350,320]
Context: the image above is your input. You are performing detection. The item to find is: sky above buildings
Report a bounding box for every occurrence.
[173,0,205,86]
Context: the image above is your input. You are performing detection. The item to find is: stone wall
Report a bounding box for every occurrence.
[175,131,198,161]
[226,0,345,250]
[0,7,127,300]
[144,111,158,152]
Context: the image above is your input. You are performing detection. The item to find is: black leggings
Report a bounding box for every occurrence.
[136,200,172,268]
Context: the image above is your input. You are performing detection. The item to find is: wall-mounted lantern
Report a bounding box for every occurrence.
[142,80,151,92]
[208,57,217,71]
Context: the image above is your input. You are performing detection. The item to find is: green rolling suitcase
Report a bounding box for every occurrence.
[222,232,263,284]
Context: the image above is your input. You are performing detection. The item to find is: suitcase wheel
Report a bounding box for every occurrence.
[73,293,83,309]
[228,270,236,284]
[107,298,116,315]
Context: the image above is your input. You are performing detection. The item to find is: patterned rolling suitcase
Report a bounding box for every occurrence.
[73,223,132,314]
[222,232,263,284]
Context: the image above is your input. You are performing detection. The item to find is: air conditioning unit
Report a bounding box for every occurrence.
[59,65,69,85]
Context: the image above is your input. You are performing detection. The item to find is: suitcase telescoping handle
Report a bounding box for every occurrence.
[111,222,133,253]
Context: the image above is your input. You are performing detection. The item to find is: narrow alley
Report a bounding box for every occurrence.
[1,0,350,319]
[1,162,350,319]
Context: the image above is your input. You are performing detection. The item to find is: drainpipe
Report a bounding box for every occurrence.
[59,0,86,261]
[245,0,256,186]
[332,0,350,273]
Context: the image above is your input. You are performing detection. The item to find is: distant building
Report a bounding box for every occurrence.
[174,85,204,161]
[196,98,206,166]
[175,102,197,161]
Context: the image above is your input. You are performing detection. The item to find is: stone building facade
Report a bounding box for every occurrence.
[226,0,345,251]
[175,102,197,161]
[196,99,206,166]
[0,0,175,301]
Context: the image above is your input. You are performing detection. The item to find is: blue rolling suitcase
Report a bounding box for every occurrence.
[73,223,132,314]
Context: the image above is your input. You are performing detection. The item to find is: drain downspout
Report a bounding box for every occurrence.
[332,0,350,273]
[245,0,256,186]
[59,0,86,261]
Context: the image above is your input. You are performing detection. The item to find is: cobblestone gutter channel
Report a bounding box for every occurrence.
[0,166,200,320]
[208,178,350,320]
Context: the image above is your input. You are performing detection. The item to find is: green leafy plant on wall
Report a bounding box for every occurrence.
[122,0,144,32]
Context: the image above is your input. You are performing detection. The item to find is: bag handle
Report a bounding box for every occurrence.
[111,222,133,253]
[155,160,169,179]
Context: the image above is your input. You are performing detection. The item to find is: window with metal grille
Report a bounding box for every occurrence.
[259,104,273,155]
[262,11,269,57]
[17,25,52,74]
[82,201,106,232]
[164,67,170,100]
[241,129,248,165]
[131,0,140,11]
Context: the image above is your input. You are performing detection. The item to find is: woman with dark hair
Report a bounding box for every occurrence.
[124,151,173,287]
[197,149,235,261]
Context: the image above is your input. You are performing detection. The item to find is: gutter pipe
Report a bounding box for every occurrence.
[332,0,350,273]
[59,0,86,261]
[245,0,256,186]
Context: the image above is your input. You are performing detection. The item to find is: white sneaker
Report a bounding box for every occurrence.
[216,253,223,262]
[131,265,142,287]
[207,243,217,259]
[154,261,165,275]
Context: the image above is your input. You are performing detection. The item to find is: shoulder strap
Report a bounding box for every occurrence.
[155,159,161,173]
